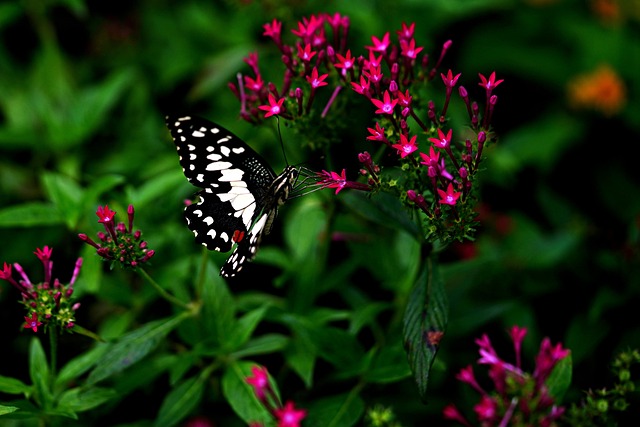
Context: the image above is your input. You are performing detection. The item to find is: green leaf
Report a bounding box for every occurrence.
[55,344,110,390]
[56,387,117,413]
[402,257,449,402]
[0,202,64,227]
[365,342,412,384]
[87,313,188,385]
[0,376,31,395]
[227,305,269,350]
[231,333,290,359]
[305,393,365,427]
[29,337,52,410]
[154,369,210,427]
[201,262,236,347]
[546,353,572,402]
[221,361,272,425]
[0,404,19,416]
[41,171,83,228]
[341,191,420,237]
[285,332,316,388]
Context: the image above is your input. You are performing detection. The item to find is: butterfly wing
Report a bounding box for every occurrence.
[165,115,277,256]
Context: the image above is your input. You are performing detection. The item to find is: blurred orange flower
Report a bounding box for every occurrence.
[567,64,626,116]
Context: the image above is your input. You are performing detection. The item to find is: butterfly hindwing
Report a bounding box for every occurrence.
[166,114,295,277]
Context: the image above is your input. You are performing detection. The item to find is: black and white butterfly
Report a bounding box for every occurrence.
[166,115,310,278]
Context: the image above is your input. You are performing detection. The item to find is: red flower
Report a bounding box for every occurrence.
[306,67,328,89]
[317,169,347,194]
[437,183,461,206]
[428,128,452,149]
[274,401,307,427]
[397,22,415,40]
[258,94,285,117]
[392,134,418,158]
[96,205,116,225]
[370,90,397,115]
[419,147,440,167]
[244,74,264,92]
[363,64,383,84]
[263,19,282,43]
[24,312,43,333]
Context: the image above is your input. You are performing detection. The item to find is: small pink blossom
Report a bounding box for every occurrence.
[258,94,285,117]
[437,183,461,206]
[371,90,397,115]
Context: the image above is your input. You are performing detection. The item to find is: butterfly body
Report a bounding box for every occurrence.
[165,115,298,277]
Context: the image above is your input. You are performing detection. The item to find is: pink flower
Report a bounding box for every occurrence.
[397,22,415,40]
[478,71,504,91]
[258,94,285,117]
[274,401,307,427]
[419,147,440,167]
[244,75,264,92]
[306,67,328,89]
[263,19,282,42]
[366,123,386,142]
[392,134,418,158]
[96,205,116,225]
[441,69,462,89]
[371,90,397,115]
[399,38,423,59]
[245,365,271,400]
[366,32,390,52]
[297,43,317,62]
[334,49,355,71]
[437,183,461,206]
[429,128,452,149]
[350,75,370,95]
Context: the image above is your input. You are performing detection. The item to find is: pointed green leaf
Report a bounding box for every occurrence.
[228,305,269,350]
[0,202,64,227]
[231,333,290,359]
[222,361,272,425]
[154,369,209,427]
[41,171,83,228]
[402,257,449,402]
[0,376,31,395]
[57,387,117,413]
[546,353,572,402]
[87,313,188,385]
[55,344,110,390]
[201,262,236,346]
[29,337,52,410]
[0,404,19,416]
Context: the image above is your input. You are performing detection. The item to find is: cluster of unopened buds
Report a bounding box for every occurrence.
[245,365,307,427]
[231,13,503,244]
[443,326,569,426]
[0,246,82,332]
[79,204,155,269]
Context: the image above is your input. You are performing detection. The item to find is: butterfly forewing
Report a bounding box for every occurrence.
[166,114,295,277]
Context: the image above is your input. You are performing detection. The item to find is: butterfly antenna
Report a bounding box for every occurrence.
[276,116,289,166]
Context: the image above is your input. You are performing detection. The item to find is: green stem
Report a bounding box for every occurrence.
[195,246,210,299]
[137,267,191,310]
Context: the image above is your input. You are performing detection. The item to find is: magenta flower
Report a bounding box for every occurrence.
[437,183,462,206]
[392,134,419,158]
[441,69,462,89]
[478,71,504,91]
[371,90,397,115]
[399,38,423,59]
[23,312,43,333]
[263,19,282,42]
[334,49,355,72]
[297,43,317,62]
[366,32,390,53]
[316,169,371,194]
[274,401,307,427]
[244,74,264,92]
[420,147,441,167]
[96,204,116,225]
[258,94,285,117]
[397,22,415,40]
[245,365,271,401]
[350,75,370,95]
[306,67,328,89]
[429,128,452,149]
[367,122,387,143]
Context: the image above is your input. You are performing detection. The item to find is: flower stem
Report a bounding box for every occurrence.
[49,327,57,389]
[137,267,191,310]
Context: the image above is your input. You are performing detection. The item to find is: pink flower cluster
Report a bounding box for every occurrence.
[443,326,569,426]
[0,246,82,332]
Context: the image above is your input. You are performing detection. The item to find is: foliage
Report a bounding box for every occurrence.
[0,0,638,426]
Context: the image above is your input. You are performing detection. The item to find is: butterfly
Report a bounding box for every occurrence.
[165,115,306,278]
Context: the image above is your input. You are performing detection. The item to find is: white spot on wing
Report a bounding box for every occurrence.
[206,161,233,171]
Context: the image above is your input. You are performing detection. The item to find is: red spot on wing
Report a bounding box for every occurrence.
[232,230,245,243]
